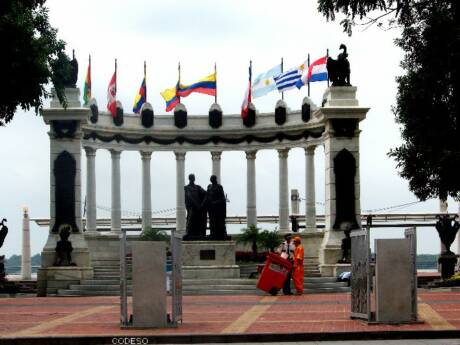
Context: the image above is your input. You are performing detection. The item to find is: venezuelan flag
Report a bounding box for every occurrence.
[132,77,146,113]
[177,72,216,98]
[160,84,180,112]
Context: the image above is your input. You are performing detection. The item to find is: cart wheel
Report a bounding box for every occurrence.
[269,288,279,296]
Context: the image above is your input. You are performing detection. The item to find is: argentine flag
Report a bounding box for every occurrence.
[252,64,282,98]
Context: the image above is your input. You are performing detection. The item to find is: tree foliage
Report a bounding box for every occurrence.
[317,0,460,201]
[0,0,69,125]
[139,227,170,242]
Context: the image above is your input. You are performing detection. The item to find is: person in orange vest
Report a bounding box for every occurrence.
[292,236,304,295]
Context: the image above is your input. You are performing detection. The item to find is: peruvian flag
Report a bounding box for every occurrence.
[241,62,252,118]
[107,71,117,117]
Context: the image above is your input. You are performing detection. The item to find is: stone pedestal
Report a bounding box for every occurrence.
[37,266,93,296]
[182,241,239,279]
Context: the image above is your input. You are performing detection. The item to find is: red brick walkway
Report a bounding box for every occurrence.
[0,291,459,340]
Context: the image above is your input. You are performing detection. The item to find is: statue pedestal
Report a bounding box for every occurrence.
[37,266,93,296]
[182,241,239,279]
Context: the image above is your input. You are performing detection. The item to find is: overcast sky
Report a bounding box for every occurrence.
[0,0,458,258]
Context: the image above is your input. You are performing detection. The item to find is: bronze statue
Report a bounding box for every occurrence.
[204,175,230,240]
[183,174,207,241]
[435,214,460,254]
[68,49,79,87]
[54,225,75,266]
[327,44,351,86]
[0,219,8,249]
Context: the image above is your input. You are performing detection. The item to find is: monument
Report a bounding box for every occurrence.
[183,174,207,241]
[436,214,460,279]
[205,175,230,241]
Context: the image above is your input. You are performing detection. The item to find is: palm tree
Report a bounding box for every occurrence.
[139,227,170,242]
[237,225,261,259]
[259,230,282,252]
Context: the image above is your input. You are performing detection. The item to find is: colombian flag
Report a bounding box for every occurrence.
[83,57,91,106]
[177,73,216,97]
[132,77,146,113]
[160,83,180,112]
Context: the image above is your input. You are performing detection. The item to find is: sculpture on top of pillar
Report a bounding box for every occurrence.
[435,214,460,279]
[327,44,351,87]
[0,219,8,282]
[183,174,207,241]
[205,175,231,240]
[54,225,75,266]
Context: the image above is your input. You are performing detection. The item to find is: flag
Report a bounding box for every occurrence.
[107,71,117,117]
[274,68,302,92]
[160,83,179,112]
[296,56,328,89]
[83,57,91,106]
[177,72,216,97]
[252,64,282,98]
[132,77,146,114]
[241,62,252,118]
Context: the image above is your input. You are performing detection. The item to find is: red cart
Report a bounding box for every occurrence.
[256,252,293,296]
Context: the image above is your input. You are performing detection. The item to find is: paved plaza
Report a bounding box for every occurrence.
[0,291,459,344]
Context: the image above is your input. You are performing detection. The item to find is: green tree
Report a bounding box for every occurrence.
[139,227,170,242]
[1,0,70,125]
[258,230,282,252]
[317,0,460,201]
[237,225,262,258]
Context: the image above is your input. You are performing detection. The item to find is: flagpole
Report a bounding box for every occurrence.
[307,53,311,97]
[177,61,181,104]
[144,60,147,102]
[281,57,284,101]
[214,62,217,104]
[249,59,252,104]
[326,49,330,88]
[115,58,117,96]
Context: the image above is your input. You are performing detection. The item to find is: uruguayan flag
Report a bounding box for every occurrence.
[252,64,282,98]
[274,68,302,92]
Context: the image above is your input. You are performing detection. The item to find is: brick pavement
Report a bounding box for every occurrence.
[0,291,459,344]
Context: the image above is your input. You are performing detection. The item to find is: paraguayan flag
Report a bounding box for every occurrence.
[252,64,282,98]
[274,68,302,92]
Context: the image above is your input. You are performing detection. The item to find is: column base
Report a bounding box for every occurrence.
[37,266,94,296]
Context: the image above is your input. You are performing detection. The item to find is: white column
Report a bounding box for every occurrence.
[111,150,122,232]
[246,150,257,227]
[175,152,186,234]
[440,199,448,253]
[305,146,317,232]
[211,151,222,183]
[85,147,97,233]
[278,148,290,232]
[21,207,31,280]
[141,151,152,231]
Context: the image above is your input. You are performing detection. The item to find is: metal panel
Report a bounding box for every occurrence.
[171,230,183,324]
[350,227,371,321]
[120,229,128,326]
[405,227,418,321]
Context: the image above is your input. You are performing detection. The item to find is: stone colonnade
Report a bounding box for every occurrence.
[83,147,319,234]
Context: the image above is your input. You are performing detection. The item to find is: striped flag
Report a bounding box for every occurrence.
[274,68,302,92]
[107,61,117,117]
[241,61,252,118]
[83,55,91,106]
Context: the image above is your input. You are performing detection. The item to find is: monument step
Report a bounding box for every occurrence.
[69,284,123,291]
[80,279,130,285]
[304,277,339,283]
[183,278,257,285]
[184,285,256,291]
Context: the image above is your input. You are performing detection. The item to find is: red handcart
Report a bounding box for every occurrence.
[256,252,293,296]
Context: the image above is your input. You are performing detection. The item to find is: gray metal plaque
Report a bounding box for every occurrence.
[404,227,418,321]
[119,230,128,326]
[350,228,371,320]
[171,230,183,324]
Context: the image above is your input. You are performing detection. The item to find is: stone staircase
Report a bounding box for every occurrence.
[56,257,350,296]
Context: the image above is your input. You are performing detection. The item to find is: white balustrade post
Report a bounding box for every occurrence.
[111,150,122,232]
[246,150,257,227]
[305,146,317,232]
[141,151,152,231]
[211,151,222,183]
[175,152,186,235]
[84,147,97,233]
[278,148,290,232]
[21,207,31,280]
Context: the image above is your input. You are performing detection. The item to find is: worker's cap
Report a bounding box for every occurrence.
[293,236,301,243]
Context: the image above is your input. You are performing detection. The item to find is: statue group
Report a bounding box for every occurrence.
[183,174,230,241]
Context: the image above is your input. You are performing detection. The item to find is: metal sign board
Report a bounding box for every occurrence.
[171,230,183,324]
[404,227,418,321]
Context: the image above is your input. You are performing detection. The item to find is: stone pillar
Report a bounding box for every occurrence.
[440,199,448,253]
[111,150,122,232]
[141,151,153,231]
[305,146,317,232]
[211,151,222,183]
[175,152,186,235]
[278,148,290,232]
[246,150,257,227]
[84,147,97,233]
[318,86,369,277]
[21,207,31,280]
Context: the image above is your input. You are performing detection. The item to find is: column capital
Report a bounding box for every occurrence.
[210,151,222,161]
[245,150,257,160]
[305,146,316,155]
[110,149,122,158]
[174,151,186,161]
[277,148,290,158]
[140,151,152,160]
[84,146,96,156]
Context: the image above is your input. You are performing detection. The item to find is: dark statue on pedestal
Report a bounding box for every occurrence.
[338,227,352,264]
[327,44,351,86]
[67,49,79,88]
[54,225,75,266]
[183,174,207,241]
[205,175,230,241]
[435,214,460,279]
[0,219,8,282]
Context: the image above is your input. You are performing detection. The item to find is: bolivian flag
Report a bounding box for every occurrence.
[177,72,216,97]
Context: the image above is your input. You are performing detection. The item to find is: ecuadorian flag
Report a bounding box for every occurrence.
[160,83,180,112]
[132,77,146,113]
[177,72,216,97]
